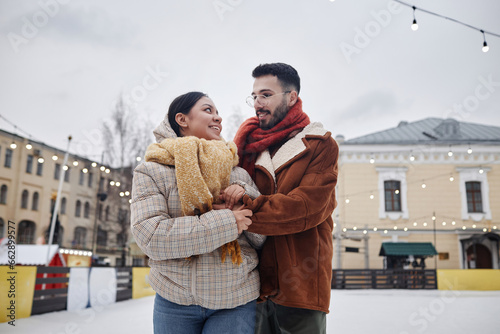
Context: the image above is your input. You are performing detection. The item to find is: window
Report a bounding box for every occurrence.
[73,227,87,248]
[117,232,127,246]
[466,181,483,213]
[88,172,93,188]
[98,203,103,220]
[36,161,43,176]
[105,206,110,221]
[54,163,61,180]
[384,180,401,212]
[75,200,82,217]
[5,149,13,168]
[32,192,39,211]
[64,167,70,182]
[457,167,491,221]
[0,185,7,204]
[26,155,34,173]
[84,202,90,218]
[97,226,107,246]
[79,170,85,185]
[18,220,36,244]
[61,197,67,214]
[376,167,408,220]
[21,190,29,209]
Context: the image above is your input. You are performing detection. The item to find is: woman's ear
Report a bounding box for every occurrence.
[175,113,188,129]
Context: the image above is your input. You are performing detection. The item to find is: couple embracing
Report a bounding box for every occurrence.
[130,63,339,334]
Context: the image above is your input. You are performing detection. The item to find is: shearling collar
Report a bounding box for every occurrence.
[255,122,329,182]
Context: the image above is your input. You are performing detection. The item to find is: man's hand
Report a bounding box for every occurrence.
[220,184,245,209]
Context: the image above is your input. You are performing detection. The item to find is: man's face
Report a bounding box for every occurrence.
[252,75,291,130]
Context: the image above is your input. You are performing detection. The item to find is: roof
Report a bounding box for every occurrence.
[343,118,500,145]
[0,244,64,266]
[379,242,438,257]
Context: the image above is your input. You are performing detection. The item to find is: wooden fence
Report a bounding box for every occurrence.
[331,269,437,289]
[32,266,70,315]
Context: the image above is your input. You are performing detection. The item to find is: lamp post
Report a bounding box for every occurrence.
[91,170,107,263]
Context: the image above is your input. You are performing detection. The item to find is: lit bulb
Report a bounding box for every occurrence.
[395,190,400,195]
[345,198,350,204]
[125,191,130,196]
[423,222,428,227]
[105,168,110,174]
[448,151,453,157]
[421,183,426,189]
[120,192,125,197]
[52,155,58,161]
[393,226,398,230]
[483,228,487,232]
[410,154,415,161]
[110,181,115,186]
[462,226,466,230]
[442,222,446,226]
[343,228,347,232]
[128,199,132,204]
[452,221,456,225]
[482,42,489,53]
[411,19,418,31]
[363,230,367,234]
[116,182,121,187]
[373,227,378,231]
[10,142,17,149]
[432,215,436,221]
[73,161,79,166]
[472,224,476,228]
[369,157,375,164]
[404,227,408,231]
[26,143,32,150]
[370,194,374,200]
[353,226,357,231]
[449,175,454,182]
[38,157,44,163]
[467,147,472,154]
[82,168,88,173]
[384,230,388,234]
[63,165,69,171]
[92,162,97,167]
[136,156,142,162]
[100,166,105,171]
[493,226,497,230]
[479,168,484,174]
[413,222,417,226]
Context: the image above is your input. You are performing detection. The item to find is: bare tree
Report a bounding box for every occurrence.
[224,105,245,141]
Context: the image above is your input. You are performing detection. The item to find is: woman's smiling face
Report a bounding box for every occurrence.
[178,96,222,140]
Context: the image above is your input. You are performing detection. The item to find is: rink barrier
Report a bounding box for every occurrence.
[331,269,437,289]
[0,265,150,322]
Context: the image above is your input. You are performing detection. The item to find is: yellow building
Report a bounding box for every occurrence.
[334,118,500,270]
[0,129,137,266]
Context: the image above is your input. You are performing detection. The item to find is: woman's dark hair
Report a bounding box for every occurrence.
[167,91,208,137]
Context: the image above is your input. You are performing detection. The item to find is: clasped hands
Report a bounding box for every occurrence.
[213,184,252,234]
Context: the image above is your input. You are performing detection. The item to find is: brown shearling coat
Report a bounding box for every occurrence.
[243,122,339,314]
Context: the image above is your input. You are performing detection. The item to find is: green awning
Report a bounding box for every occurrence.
[379,242,438,257]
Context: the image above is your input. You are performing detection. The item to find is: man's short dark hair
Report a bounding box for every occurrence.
[252,63,300,94]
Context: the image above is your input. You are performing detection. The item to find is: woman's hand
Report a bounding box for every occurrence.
[232,204,253,234]
[220,184,245,209]
[213,203,252,234]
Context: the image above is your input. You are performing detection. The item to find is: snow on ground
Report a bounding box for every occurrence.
[3,290,500,334]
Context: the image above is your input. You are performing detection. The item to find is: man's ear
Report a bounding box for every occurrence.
[175,113,188,129]
[288,90,298,107]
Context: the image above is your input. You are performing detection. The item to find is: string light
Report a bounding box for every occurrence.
[136,156,142,162]
[369,193,374,199]
[483,228,488,232]
[409,152,415,161]
[472,224,477,228]
[52,154,58,161]
[479,167,484,174]
[73,161,79,166]
[448,146,453,157]
[345,198,350,204]
[395,1,500,53]
[481,30,489,52]
[82,168,88,173]
[100,166,105,171]
[10,141,17,149]
[411,6,418,31]
[26,142,33,150]
[369,155,375,164]
[373,227,378,231]
[467,145,472,154]
[421,182,426,189]
[92,162,98,168]
[37,157,44,163]
[449,174,454,182]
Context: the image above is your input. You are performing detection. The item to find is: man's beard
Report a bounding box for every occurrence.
[259,98,289,130]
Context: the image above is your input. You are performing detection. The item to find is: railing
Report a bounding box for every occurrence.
[116,267,133,302]
[32,266,70,315]
[331,269,437,289]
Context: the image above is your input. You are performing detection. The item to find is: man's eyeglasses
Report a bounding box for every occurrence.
[246,91,291,108]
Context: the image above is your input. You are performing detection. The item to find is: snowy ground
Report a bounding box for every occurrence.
[3,290,500,334]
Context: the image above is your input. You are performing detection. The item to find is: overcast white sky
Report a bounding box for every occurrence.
[1,0,499,160]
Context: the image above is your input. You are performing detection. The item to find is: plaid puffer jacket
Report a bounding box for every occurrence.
[130,119,264,309]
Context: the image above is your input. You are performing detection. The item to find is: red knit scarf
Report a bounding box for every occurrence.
[233,98,310,177]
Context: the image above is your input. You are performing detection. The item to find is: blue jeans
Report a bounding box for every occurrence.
[153,293,256,334]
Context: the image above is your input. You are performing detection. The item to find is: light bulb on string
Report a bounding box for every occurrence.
[369,155,375,164]
[37,157,44,163]
[411,6,418,31]
[353,226,357,231]
[462,226,467,230]
[423,222,428,227]
[452,221,456,226]
[92,162,97,168]
[449,174,454,182]
[413,222,417,226]
[369,193,374,200]
[10,141,17,149]
[52,154,58,161]
[345,198,350,204]
[493,226,497,230]
[373,227,378,231]
[26,142,32,150]
[479,167,484,174]
[467,145,472,154]
[409,151,415,161]
[404,227,408,231]
[481,30,489,52]
[448,146,453,157]
[421,181,426,189]
[472,224,477,228]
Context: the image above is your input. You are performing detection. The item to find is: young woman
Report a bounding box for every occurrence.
[130,91,264,334]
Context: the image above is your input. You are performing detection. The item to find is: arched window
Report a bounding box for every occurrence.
[61,197,67,214]
[74,227,87,248]
[18,220,36,244]
[0,185,7,204]
[21,190,29,209]
[84,202,90,218]
[75,200,82,217]
[0,218,4,238]
[32,192,39,211]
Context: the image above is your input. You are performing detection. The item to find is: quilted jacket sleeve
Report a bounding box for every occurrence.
[245,137,339,236]
[130,162,239,261]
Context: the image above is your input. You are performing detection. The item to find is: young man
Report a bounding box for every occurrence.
[233,63,339,334]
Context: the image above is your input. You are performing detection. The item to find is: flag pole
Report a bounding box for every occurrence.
[46,136,72,266]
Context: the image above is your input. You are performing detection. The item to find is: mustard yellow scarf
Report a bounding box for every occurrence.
[145,136,243,265]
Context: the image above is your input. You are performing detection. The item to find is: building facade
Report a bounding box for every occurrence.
[0,129,137,266]
[334,118,500,270]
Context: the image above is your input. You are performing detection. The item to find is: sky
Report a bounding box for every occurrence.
[4,290,500,333]
[0,0,499,161]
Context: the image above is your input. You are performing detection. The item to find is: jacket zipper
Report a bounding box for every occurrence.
[191,256,197,302]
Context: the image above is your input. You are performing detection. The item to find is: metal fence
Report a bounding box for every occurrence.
[331,269,437,289]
